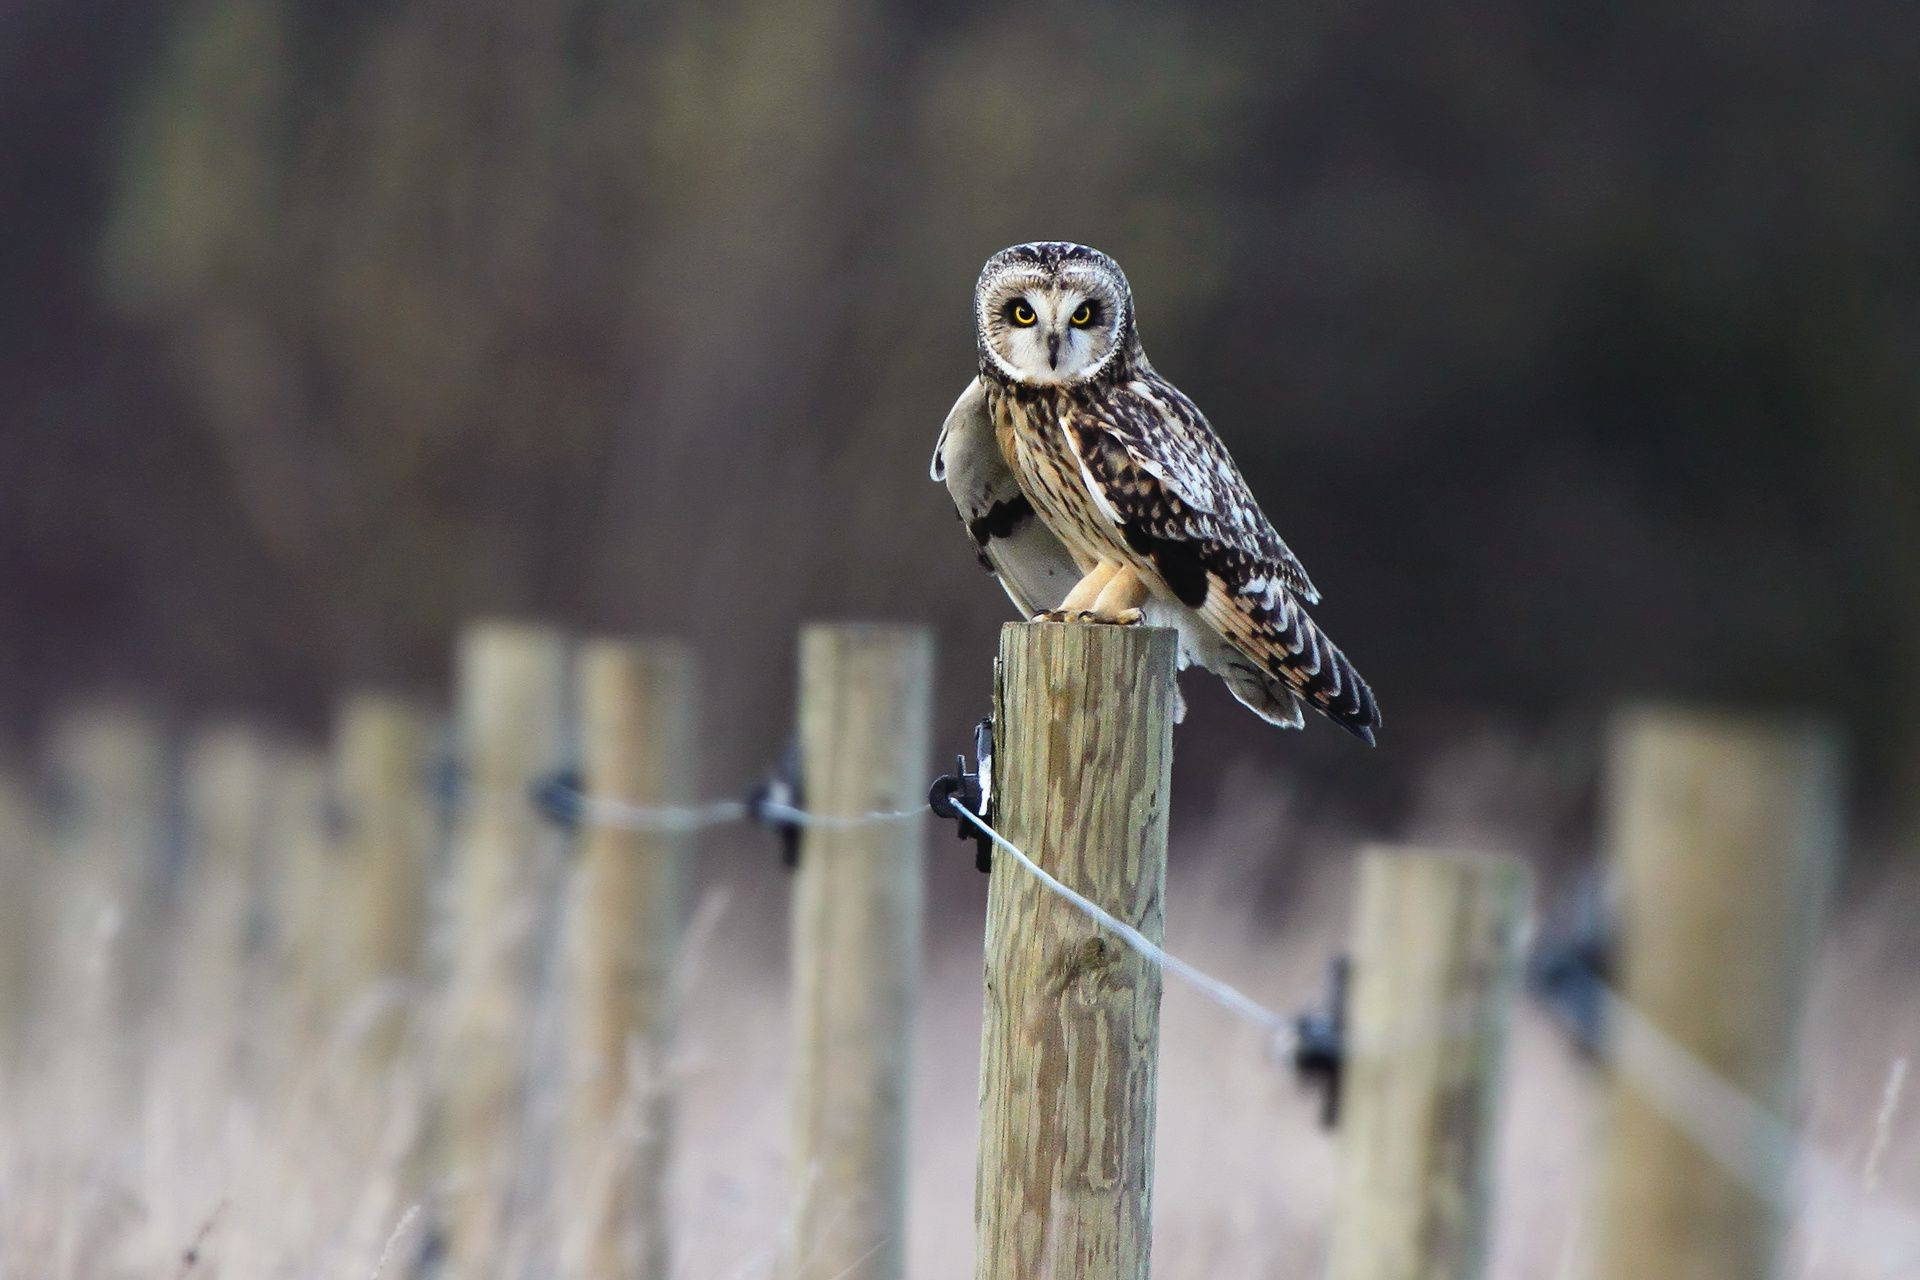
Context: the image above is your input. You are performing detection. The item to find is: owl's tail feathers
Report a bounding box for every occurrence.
[1269,602,1380,746]
[1220,658,1307,731]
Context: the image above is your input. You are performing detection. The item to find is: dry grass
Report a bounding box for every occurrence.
[4,780,1920,1278]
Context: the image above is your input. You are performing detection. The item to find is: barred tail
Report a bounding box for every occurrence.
[1267,597,1381,746]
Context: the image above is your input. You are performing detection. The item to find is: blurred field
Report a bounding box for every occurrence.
[3,0,1919,1275]
[3,742,1918,1278]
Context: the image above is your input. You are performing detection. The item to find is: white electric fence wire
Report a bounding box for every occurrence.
[572,795,748,832]
[753,800,925,829]
[951,804,1297,1057]
[507,774,1920,1274]
[1597,990,1920,1274]
[539,790,922,833]
[552,779,1295,1050]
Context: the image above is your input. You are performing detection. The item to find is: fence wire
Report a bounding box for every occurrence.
[494,768,1920,1274]
[950,804,1298,1057]
[537,779,1297,1053]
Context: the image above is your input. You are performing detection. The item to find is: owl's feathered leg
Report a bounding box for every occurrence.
[1085,563,1150,625]
[1037,560,1121,621]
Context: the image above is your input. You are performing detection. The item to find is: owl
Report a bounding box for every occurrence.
[931,241,1380,743]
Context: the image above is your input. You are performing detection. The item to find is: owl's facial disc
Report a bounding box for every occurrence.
[980,267,1125,386]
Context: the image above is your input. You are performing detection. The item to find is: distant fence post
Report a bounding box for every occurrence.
[787,624,932,1280]
[435,621,573,1270]
[331,692,439,1064]
[1326,847,1532,1280]
[261,744,335,1060]
[176,723,276,1075]
[975,620,1177,1280]
[0,762,40,1064]
[562,639,696,1280]
[1593,709,1842,1280]
[44,702,171,1059]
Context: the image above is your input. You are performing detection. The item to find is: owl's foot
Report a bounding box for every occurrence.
[1086,565,1151,624]
[1063,607,1145,626]
[1036,563,1149,625]
[1058,560,1122,614]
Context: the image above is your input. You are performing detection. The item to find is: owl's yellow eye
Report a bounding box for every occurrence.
[1010,302,1037,326]
[1070,303,1095,327]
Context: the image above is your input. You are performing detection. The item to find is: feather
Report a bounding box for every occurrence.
[932,379,1079,618]
[1058,380,1380,743]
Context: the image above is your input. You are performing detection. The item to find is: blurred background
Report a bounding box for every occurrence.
[3,0,1919,1275]
[7,0,1918,799]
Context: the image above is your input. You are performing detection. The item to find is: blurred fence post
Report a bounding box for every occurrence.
[331,692,439,1064]
[43,703,172,1073]
[262,744,335,1062]
[787,624,932,1280]
[1326,847,1532,1280]
[176,723,277,1076]
[561,638,695,1280]
[974,621,1177,1280]
[435,620,573,1270]
[1593,709,1842,1280]
[0,762,40,1064]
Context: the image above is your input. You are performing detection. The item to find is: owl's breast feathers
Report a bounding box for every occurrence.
[1019,370,1381,742]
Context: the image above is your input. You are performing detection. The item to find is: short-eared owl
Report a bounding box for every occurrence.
[931,241,1380,743]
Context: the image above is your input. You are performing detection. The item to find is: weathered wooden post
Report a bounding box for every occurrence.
[331,692,439,1062]
[975,621,1177,1280]
[1325,847,1533,1280]
[787,624,932,1280]
[435,620,572,1269]
[562,639,696,1280]
[1593,709,1842,1280]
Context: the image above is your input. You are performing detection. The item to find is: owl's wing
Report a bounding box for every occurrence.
[1062,374,1380,742]
[931,378,1079,617]
[1074,373,1321,604]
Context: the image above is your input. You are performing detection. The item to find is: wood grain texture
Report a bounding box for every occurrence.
[563,639,695,1280]
[437,620,572,1270]
[975,620,1177,1280]
[1594,709,1842,1280]
[787,624,932,1280]
[331,692,438,1064]
[1327,847,1532,1280]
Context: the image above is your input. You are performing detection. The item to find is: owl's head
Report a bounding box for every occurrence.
[975,242,1136,387]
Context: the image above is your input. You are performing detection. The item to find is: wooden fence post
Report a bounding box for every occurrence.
[787,624,932,1280]
[1326,847,1533,1280]
[331,692,438,1064]
[436,620,572,1270]
[562,639,696,1280]
[1593,709,1842,1280]
[975,620,1177,1280]
[43,702,172,1054]
[176,723,277,1075]
[0,762,40,1064]
[261,744,335,1060]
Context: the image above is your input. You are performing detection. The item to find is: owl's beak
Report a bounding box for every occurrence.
[1046,333,1060,369]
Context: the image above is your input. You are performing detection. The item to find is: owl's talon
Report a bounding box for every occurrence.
[1031,609,1071,623]
[1109,607,1145,626]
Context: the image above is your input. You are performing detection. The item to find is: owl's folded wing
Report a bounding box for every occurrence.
[1069,375,1322,606]
[930,378,1079,618]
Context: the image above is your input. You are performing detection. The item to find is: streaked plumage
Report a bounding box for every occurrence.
[931,241,1380,743]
